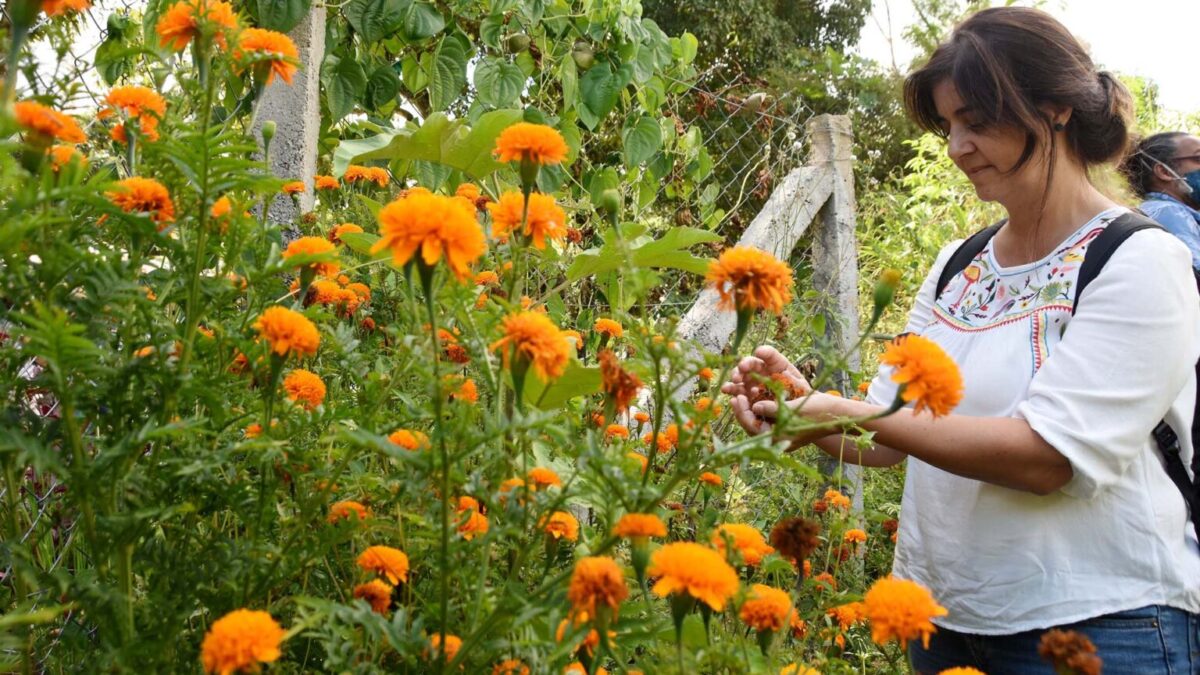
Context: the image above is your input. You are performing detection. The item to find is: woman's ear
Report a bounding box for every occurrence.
[1039,104,1073,129]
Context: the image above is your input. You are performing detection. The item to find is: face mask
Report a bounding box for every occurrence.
[1182,170,1200,203]
[1138,151,1198,200]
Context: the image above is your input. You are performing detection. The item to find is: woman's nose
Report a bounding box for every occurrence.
[946,128,973,162]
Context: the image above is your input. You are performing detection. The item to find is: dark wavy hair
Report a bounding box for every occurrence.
[904,7,1133,177]
[1119,132,1188,198]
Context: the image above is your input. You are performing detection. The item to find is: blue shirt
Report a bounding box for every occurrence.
[1141,192,1200,271]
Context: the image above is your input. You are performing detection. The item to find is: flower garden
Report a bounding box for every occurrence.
[0,0,1105,673]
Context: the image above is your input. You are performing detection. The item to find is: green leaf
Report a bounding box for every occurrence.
[326,57,368,123]
[673,31,698,65]
[479,14,504,48]
[428,35,469,111]
[559,57,577,112]
[523,362,601,410]
[578,62,620,130]
[257,0,310,31]
[442,108,524,177]
[343,0,402,42]
[354,194,385,218]
[332,113,454,175]
[473,58,525,108]
[622,115,661,167]
[629,226,720,274]
[339,232,385,259]
[400,53,427,93]
[365,64,401,109]
[400,0,444,41]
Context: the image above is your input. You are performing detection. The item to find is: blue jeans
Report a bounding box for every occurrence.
[909,605,1200,674]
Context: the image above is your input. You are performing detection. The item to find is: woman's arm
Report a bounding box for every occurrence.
[755,394,1072,494]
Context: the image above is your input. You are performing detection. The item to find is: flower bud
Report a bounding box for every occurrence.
[261,120,277,145]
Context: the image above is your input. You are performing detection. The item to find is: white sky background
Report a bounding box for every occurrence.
[855,0,1200,114]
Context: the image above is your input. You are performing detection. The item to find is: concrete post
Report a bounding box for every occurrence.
[253,7,327,226]
[806,114,863,509]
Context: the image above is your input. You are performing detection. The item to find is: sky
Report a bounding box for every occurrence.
[854,0,1200,114]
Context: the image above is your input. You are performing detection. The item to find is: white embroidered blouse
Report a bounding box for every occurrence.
[866,207,1200,633]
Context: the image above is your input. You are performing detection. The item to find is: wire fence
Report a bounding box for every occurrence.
[657,61,817,239]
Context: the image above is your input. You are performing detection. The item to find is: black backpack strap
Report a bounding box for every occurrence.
[935,220,1006,299]
[1071,211,1162,315]
[1070,210,1200,543]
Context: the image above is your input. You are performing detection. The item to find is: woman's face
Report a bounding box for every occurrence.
[1162,135,1200,204]
[932,80,1043,204]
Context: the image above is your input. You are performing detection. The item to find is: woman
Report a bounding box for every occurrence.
[1120,131,1200,270]
[723,7,1200,674]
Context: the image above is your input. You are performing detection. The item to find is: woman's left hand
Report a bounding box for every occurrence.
[743,391,848,446]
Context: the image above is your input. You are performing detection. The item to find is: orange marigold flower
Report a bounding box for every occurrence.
[254,306,320,358]
[937,669,986,675]
[823,488,851,511]
[541,511,579,542]
[490,311,571,381]
[780,666,820,675]
[281,181,305,195]
[283,235,339,277]
[283,368,325,409]
[880,334,963,418]
[698,367,714,382]
[712,523,775,567]
[370,191,487,281]
[41,0,90,16]
[598,349,642,413]
[1038,630,1102,675]
[244,423,263,438]
[498,477,525,500]
[236,28,299,84]
[210,195,232,220]
[156,0,237,51]
[474,270,499,286]
[200,609,285,675]
[568,556,628,621]
[706,245,795,314]
[101,85,167,143]
[106,177,175,228]
[612,513,667,540]
[343,165,390,187]
[863,576,948,649]
[593,318,623,338]
[626,452,649,473]
[493,659,530,675]
[449,376,478,403]
[739,584,793,633]
[827,600,867,630]
[605,424,629,440]
[328,500,369,524]
[428,634,462,663]
[789,611,809,639]
[487,191,568,250]
[48,144,87,171]
[388,429,429,451]
[455,183,481,201]
[308,279,342,306]
[844,528,867,544]
[493,122,569,166]
[14,101,86,143]
[633,411,650,424]
[329,222,362,244]
[356,545,409,585]
[527,466,562,490]
[353,579,393,614]
[457,503,489,540]
[813,572,837,591]
[699,471,723,487]
[641,423,679,453]
[314,174,339,190]
[648,541,739,611]
[564,663,607,675]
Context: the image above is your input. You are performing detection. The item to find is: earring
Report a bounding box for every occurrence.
[1053,122,1065,131]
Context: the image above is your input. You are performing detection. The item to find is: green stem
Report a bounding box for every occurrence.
[420,264,451,671]
[60,400,102,579]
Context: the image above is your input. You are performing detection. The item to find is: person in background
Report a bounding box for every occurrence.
[1120,132,1200,270]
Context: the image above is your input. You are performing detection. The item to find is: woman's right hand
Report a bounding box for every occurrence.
[721,346,811,435]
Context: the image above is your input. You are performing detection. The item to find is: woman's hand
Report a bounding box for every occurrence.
[721,345,812,435]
